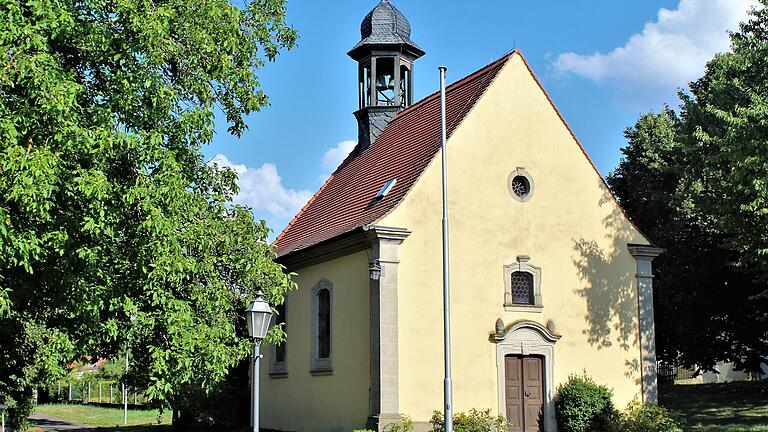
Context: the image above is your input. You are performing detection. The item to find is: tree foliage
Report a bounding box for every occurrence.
[0,0,297,427]
[609,1,768,373]
[679,0,768,283]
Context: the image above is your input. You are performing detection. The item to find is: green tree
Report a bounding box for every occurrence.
[609,109,767,373]
[679,0,768,284]
[0,0,297,427]
[610,1,768,374]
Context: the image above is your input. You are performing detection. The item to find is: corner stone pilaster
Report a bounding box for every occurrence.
[628,243,664,404]
[365,225,410,431]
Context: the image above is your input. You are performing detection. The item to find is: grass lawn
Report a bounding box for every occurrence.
[660,381,768,432]
[33,403,171,430]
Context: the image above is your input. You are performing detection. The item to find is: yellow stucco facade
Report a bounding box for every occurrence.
[261,251,372,432]
[263,52,655,432]
[381,53,649,423]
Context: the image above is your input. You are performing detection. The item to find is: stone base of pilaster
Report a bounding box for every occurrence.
[367,413,404,432]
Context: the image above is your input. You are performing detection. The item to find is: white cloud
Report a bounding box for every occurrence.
[210,154,312,230]
[317,139,357,183]
[322,140,357,172]
[552,0,759,106]
[209,141,357,234]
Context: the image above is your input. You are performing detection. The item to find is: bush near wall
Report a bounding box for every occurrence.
[354,409,509,432]
[352,392,681,432]
[430,409,510,432]
[352,415,415,432]
[622,402,682,432]
[555,373,682,432]
[555,373,616,432]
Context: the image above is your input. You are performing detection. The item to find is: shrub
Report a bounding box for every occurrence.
[352,415,413,432]
[430,409,510,432]
[621,401,683,432]
[555,373,617,432]
[384,415,414,432]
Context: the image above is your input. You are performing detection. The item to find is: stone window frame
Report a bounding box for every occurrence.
[311,279,333,375]
[269,300,288,377]
[507,168,535,202]
[503,256,543,312]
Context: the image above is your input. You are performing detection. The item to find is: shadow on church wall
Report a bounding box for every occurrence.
[571,238,635,351]
[571,182,643,386]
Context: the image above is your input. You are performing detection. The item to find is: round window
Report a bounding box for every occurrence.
[511,175,530,198]
[507,169,534,202]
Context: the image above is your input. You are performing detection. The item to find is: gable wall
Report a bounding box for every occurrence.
[260,250,371,431]
[381,53,649,422]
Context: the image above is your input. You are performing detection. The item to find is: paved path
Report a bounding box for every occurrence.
[28,413,96,431]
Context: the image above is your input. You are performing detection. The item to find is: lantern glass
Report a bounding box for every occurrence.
[246,294,273,341]
[369,260,382,281]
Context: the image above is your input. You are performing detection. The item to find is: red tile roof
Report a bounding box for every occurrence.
[273,52,515,257]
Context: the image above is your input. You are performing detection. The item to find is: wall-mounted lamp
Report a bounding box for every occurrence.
[368,260,382,281]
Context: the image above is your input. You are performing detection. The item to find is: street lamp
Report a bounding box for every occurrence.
[246,292,273,432]
[124,314,136,426]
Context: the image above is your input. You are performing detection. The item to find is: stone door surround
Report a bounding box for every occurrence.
[493,319,561,432]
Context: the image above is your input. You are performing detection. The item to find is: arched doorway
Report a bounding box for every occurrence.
[494,320,561,431]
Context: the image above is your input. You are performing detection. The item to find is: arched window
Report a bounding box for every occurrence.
[318,289,331,359]
[503,256,543,311]
[311,280,333,373]
[269,302,287,376]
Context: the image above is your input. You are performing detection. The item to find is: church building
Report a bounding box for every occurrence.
[262,1,663,431]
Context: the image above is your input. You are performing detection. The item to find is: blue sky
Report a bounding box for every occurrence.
[206,0,758,236]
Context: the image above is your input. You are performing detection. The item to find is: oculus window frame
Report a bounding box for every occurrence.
[507,168,535,202]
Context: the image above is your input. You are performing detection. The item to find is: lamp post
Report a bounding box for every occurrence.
[246,292,273,432]
[124,314,136,426]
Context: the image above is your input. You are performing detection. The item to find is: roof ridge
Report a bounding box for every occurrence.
[513,50,652,244]
[392,50,518,120]
[372,50,515,226]
[274,50,518,257]
[326,51,516,179]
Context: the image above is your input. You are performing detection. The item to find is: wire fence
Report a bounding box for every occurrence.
[51,381,148,406]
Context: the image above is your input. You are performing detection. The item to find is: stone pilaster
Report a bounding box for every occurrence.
[628,244,664,404]
[366,226,410,431]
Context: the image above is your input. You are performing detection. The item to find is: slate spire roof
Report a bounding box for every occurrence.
[273,52,514,258]
[348,0,424,59]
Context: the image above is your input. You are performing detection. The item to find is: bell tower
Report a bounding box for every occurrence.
[349,0,425,150]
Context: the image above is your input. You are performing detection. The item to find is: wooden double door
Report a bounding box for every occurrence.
[504,355,544,432]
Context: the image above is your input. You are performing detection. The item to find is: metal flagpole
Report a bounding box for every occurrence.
[438,66,454,432]
[125,314,136,425]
